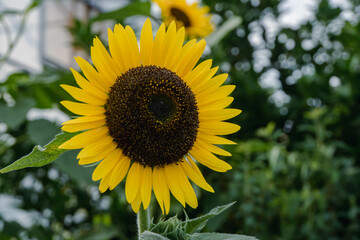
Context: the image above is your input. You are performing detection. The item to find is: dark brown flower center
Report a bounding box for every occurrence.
[104,65,199,167]
[170,7,191,27]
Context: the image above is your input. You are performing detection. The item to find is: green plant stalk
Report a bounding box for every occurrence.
[0,0,37,70]
[137,205,150,238]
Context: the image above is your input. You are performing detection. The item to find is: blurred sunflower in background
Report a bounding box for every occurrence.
[153,0,214,38]
[59,19,240,214]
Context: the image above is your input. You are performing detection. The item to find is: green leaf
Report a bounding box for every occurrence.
[25,0,40,14]
[182,202,236,234]
[206,16,242,47]
[0,97,36,129]
[140,231,171,240]
[0,131,77,174]
[150,216,187,240]
[189,233,258,240]
[90,1,151,23]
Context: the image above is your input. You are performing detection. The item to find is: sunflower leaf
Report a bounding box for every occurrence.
[182,202,236,234]
[188,233,258,240]
[140,231,171,240]
[90,1,151,23]
[0,131,77,174]
[150,216,187,240]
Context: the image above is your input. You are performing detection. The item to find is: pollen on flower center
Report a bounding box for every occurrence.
[170,7,191,27]
[104,65,199,167]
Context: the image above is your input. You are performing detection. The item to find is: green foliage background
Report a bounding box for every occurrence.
[1,0,360,239]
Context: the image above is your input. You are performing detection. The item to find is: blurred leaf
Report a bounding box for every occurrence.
[68,19,97,52]
[304,108,326,120]
[269,146,282,170]
[182,202,236,234]
[0,72,29,86]
[25,0,40,13]
[54,149,95,185]
[141,231,171,240]
[27,119,60,146]
[189,233,258,240]
[235,140,270,153]
[0,132,76,174]
[206,16,242,47]
[77,227,119,240]
[0,97,35,129]
[91,1,151,22]
[0,10,20,17]
[256,122,275,138]
[0,221,25,239]
[1,69,74,109]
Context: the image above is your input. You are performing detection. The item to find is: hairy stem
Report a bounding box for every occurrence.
[137,205,150,239]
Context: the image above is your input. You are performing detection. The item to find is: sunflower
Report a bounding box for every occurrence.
[59,19,241,214]
[153,0,214,38]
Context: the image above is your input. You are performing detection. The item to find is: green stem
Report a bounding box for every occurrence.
[0,1,37,70]
[137,205,150,239]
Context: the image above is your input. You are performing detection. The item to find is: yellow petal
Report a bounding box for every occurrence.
[159,21,177,67]
[151,23,166,65]
[176,165,198,209]
[199,121,240,135]
[62,115,105,125]
[164,26,185,70]
[125,162,144,203]
[109,155,131,190]
[164,164,186,207]
[171,39,197,75]
[99,171,112,193]
[70,68,108,100]
[75,57,107,93]
[197,132,237,145]
[61,85,105,106]
[78,144,116,165]
[140,166,153,210]
[125,26,141,67]
[59,127,108,149]
[183,59,212,86]
[194,138,231,156]
[199,109,242,121]
[158,167,170,214]
[61,101,105,116]
[92,150,120,181]
[192,72,224,95]
[94,37,121,76]
[108,28,128,74]
[140,18,153,66]
[181,157,214,192]
[131,192,142,213]
[91,37,119,88]
[61,115,106,133]
[198,97,233,109]
[196,85,236,106]
[152,167,165,214]
[77,136,114,158]
[190,146,232,172]
[62,121,105,133]
[176,39,206,78]
[112,24,140,72]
